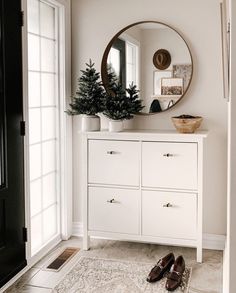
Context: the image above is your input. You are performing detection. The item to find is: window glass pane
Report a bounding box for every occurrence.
[30,144,41,180]
[108,48,120,78]
[42,107,56,140]
[132,65,136,82]
[31,214,42,254]
[41,38,55,72]
[28,72,40,107]
[30,179,42,217]
[127,64,134,86]
[43,205,57,241]
[42,140,56,175]
[29,108,41,144]
[40,2,55,39]
[42,172,57,209]
[28,0,59,257]
[28,34,40,71]
[27,0,39,34]
[41,73,56,106]
[127,44,133,64]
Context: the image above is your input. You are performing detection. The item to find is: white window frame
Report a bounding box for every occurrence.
[21,0,72,263]
[120,33,140,90]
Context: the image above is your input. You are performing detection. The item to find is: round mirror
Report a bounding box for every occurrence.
[101,21,193,114]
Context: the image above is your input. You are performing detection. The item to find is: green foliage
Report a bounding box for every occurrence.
[103,82,144,120]
[106,63,119,91]
[66,60,105,115]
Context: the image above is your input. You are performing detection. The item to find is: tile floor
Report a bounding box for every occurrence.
[4,237,223,293]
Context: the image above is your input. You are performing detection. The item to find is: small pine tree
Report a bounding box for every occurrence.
[103,82,144,120]
[126,83,144,114]
[67,60,105,115]
[106,63,119,92]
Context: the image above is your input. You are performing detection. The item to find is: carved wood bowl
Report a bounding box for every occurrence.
[171,115,203,133]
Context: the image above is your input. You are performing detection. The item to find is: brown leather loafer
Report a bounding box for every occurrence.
[165,255,185,291]
[146,253,175,283]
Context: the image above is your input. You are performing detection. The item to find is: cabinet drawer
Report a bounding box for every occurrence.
[88,140,139,186]
[142,142,197,190]
[142,190,197,240]
[88,187,139,234]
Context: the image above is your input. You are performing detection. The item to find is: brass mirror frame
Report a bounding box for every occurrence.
[101,21,193,115]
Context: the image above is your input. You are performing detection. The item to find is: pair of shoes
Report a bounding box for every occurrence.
[146,253,185,291]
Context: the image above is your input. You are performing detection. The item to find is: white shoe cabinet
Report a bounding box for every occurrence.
[82,130,208,262]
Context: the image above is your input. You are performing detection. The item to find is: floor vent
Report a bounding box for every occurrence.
[46,247,79,271]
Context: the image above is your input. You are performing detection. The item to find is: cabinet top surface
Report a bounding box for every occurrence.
[81,129,208,141]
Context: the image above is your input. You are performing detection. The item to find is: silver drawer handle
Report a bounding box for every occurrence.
[163,153,174,157]
[163,203,173,208]
[107,198,115,203]
[107,151,115,155]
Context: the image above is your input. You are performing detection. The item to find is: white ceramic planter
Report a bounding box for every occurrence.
[108,120,123,132]
[81,115,100,132]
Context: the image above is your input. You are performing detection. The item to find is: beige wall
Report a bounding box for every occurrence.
[71,0,227,236]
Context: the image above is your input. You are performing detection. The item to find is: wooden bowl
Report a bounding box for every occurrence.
[171,116,203,133]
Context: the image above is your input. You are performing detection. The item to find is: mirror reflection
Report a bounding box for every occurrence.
[102,22,193,114]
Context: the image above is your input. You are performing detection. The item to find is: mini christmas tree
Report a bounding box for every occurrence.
[67,60,105,115]
[126,82,145,114]
[106,63,119,92]
[103,82,144,120]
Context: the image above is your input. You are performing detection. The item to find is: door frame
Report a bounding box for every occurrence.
[21,0,72,262]
[224,0,236,291]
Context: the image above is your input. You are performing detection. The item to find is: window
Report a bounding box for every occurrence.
[107,37,139,91]
[27,0,60,256]
[126,41,139,88]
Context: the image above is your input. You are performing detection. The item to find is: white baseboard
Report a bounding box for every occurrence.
[203,233,226,251]
[72,222,226,251]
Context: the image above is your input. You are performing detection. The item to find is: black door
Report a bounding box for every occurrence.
[0,0,26,288]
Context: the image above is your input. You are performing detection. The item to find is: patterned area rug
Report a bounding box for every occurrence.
[54,256,192,293]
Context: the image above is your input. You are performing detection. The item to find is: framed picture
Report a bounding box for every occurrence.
[161,78,183,95]
[173,64,192,91]
[153,70,172,95]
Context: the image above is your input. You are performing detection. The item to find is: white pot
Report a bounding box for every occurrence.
[81,114,100,132]
[108,120,123,132]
